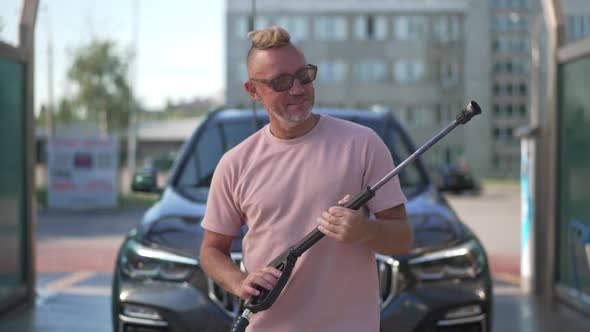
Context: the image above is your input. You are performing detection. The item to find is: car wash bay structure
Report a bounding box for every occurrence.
[0,0,38,314]
[524,0,590,316]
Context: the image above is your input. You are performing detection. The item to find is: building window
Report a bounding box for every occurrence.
[318,61,347,82]
[506,84,514,96]
[519,83,527,96]
[493,84,501,95]
[493,37,530,53]
[277,16,308,41]
[234,16,249,38]
[254,16,270,31]
[493,15,529,32]
[353,61,387,81]
[493,60,530,74]
[236,61,248,83]
[406,106,414,125]
[493,0,531,9]
[567,15,590,41]
[394,60,424,82]
[354,15,387,40]
[519,105,527,117]
[433,15,461,42]
[506,127,513,138]
[440,60,459,86]
[493,127,501,139]
[394,16,426,40]
[506,105,513,116]
[316,16,347,41]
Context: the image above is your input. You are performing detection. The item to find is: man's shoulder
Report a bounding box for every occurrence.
[216,128,266,172]
[226,128,265,157]
[321,115,380,138]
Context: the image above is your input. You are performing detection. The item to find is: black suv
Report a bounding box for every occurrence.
[112,108,493,332]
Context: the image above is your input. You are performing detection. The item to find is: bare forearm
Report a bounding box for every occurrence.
[362,217,413,255]
[200,246,246,296]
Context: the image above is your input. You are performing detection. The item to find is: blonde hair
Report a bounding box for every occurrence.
[247,26,291,49]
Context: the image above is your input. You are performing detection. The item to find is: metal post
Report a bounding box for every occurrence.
[518,128,537,293]
[127,0,140,183]
[20,0,39,309]
[540,0,566,298]
[43,4,54,137]
[517,14,543,294]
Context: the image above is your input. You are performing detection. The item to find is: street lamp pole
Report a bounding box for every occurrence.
[126,0,140,182]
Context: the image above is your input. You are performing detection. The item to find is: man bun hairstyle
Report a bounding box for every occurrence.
[248,26,291,50]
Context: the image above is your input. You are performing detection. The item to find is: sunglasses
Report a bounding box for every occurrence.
[250,64,317,92]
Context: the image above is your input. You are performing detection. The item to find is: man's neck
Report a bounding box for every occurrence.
[269,113,320,140]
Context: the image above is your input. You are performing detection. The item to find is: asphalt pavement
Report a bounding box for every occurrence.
[0,185,589,331]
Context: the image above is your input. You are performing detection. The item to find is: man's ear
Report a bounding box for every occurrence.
[244,81,261,101]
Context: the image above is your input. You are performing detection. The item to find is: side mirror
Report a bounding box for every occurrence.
[131,169,159,193]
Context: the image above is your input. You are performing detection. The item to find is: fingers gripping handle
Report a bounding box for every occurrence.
[242,188,375,315]
[245,249,297,313]
[341,187,375,210]
[291,187,376,256]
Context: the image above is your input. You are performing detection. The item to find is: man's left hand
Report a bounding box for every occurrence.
[317,194,370,244]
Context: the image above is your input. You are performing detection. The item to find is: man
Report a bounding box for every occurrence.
[199,26,413,331]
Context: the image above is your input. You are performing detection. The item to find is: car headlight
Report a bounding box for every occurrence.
[120,239,198,282]
[408,239,485,281]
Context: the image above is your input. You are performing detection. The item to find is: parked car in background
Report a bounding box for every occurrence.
[430,163,481,194]
[111,108,493,332]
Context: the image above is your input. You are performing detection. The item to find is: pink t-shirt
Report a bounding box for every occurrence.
[201,115,407,332]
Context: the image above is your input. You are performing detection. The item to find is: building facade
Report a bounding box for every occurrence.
[226,0,492,178]
[489,0,537,178]
[226,0,491,175]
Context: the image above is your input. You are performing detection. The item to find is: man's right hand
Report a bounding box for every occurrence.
[237,267,282,300]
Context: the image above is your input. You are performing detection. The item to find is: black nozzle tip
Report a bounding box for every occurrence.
[466,101,482,116]
[457,100,482,124]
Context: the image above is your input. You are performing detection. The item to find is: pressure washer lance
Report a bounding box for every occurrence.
[231,101,482,332]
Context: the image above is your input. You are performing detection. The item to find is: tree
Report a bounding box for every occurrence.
[55,97,78,124]
[66,39,133,136]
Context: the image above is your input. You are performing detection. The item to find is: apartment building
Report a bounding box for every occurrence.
[226,0,492,178]
[563,0,590,42]
[489,0,536,177]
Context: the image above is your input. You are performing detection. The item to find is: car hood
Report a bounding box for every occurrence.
[138,186,466,259]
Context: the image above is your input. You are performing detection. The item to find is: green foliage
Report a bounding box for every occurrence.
[67,39,134,135]
[55,97,78,123]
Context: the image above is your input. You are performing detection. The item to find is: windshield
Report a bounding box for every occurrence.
[174,113,427,201]
[353,117,426,196]
[175,117,264,200]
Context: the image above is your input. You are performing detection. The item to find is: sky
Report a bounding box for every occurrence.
[0,0,226,111]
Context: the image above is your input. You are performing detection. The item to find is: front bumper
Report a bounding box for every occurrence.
[114,277,233,332]
[381,276,492,332]
[114,273,491,332]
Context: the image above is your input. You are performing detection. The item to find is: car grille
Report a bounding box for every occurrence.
[206,252,244,318]
[206,253,404,317]
[376,254,405,309]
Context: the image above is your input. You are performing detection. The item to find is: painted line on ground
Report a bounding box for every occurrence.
[493,273,521,286]
[36,271,97,305]
[43,271,96,292]
[493,285,523,295]
[59,286,111,296]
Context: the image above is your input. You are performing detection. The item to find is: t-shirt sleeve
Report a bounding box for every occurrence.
[362,131,407,214]
[201,153,244,236]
